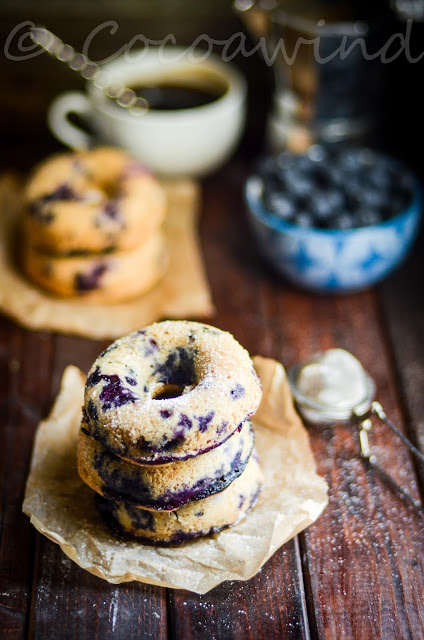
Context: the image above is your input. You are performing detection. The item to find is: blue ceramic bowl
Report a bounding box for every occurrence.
[245,176,422,293]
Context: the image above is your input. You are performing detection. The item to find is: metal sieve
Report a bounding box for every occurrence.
[288,350,424,511]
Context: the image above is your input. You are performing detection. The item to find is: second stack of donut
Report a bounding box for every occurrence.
[77,320,264,543]
[22,147,168,303]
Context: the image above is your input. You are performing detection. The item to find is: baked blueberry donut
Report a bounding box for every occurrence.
[83,321,262,464]
[22,231,167,303]
[95,452,263,543]
[78,420,254,511]
[23,147,166,254]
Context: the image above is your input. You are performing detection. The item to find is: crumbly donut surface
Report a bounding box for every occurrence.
[23,147,166,254]
[95,452,263,543]
[84,321,262,464]
[22,231,167,303]
[78,420,254,510]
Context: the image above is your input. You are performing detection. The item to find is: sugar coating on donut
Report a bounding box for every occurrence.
[84,321,262,464]
[78,420,254,511]
[23,147,166,254]
[95,452,263,543]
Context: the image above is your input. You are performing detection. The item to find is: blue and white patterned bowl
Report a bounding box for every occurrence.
[245,176,422,293]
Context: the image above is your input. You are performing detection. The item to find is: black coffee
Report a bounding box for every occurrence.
[126,82,226,110]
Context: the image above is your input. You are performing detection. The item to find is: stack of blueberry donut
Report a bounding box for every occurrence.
[22,147,168,303]
[77,320,264,543]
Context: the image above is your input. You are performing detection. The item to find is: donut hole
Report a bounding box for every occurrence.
[152,384,185,400]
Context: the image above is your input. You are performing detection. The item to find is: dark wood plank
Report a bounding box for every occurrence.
[0,317,25,640]
[380,248,424,457]
[0,321,54,640]
[30,535,167,640]
[276,289,424,640]
[29,333,168,640]
[169,542,310,640]
[49,334,108,396]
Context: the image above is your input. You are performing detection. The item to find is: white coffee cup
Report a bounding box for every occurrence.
[47,47,247,177]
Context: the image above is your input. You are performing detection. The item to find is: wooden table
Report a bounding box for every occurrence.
[1,155,424,640]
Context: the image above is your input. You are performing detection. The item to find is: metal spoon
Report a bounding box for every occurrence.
[29,26,149,115]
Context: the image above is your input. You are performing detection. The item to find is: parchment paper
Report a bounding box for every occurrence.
[23,356,328,594]
[0,174,213,339]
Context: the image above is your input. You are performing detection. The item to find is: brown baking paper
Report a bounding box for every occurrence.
[23,356,328,594]
[23,356,327,593]
[0,175,213,339]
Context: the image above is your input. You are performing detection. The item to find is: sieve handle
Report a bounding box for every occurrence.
[357,402,424,512]
[371,401,424,466]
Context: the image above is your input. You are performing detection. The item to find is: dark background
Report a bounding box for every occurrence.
[1,0,424,172]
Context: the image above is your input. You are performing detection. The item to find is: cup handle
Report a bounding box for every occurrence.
[47,91,94,150]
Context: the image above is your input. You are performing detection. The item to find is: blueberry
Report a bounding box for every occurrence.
[144,337,159,357]
[341,149,368,173]
[87,366,103,387]
[276,152,307,173]
[359,188,387,209]
[311,191,336,220]
[178,414,193,429]
[230,384,245,400]
[330,213,355,230]
[345,171,366,191]
[328,189,345,211]
[216,420,229,434]
[75,264,107,292]
[103,200,120,220]
[253,149,415,235]
[307,144,327,163]
[197,411,215,433]
[367,167,390,191]
[44,184,76,203]
[265,192,295,220]
[282,166,306,186]
[285,175,312,199]
[86,399,99,422]
[327,166,345,187]
[98,374,139,411]
[355,208,383,227]
[294,211,314,228]
[344,177,364,207]
[28,184,77,221]
[292,153,315,172]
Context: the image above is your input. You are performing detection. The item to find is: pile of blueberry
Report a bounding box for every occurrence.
[257,146,415,230]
